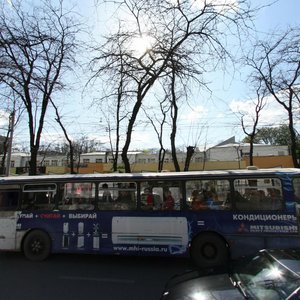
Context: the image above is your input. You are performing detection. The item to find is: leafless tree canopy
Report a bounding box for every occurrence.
[246,27,300,167]
[0,0,81,174]
[240,85,267,165]
[90,0,256,172]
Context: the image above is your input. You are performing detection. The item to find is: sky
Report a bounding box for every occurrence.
[1,0,300,152]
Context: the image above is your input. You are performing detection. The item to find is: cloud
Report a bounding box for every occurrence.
[181,105,208,122]
[0,110,9,127]
[229,96,288,127]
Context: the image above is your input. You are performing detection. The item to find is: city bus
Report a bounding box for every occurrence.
[1,167,300,268]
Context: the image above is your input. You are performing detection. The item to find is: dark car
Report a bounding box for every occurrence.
[161,249,300,300]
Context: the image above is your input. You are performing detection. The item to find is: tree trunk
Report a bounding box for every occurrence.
[288,113,300,168]
[158,148,166,172]
[184,146,195,171]
[121,93,143,173]
[29,147,38,175]
[249,137,254,166]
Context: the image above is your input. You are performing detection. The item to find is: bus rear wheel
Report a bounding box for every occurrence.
[23,230,51,261]
[190,233,229,268]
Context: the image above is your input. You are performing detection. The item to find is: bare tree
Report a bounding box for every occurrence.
[91,0,256,172]
[0,0,80,174]
[50,98,76,174]
[89,34,133,172]
[143,94,170,172]
[60,136,97,173]
[246,27,300,167]
[240,85,267,165]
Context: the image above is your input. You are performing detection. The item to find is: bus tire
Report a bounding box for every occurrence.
[23,230,51,261]
[190,233,229,268]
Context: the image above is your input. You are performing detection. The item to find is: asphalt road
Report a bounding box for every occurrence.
[0,252,194,300]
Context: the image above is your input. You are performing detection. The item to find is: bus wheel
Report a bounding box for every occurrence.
[23,230,51,261]
[190,233,229,268]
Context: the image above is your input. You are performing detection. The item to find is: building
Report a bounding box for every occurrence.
[206,138,289,161]
[0,137,294,175]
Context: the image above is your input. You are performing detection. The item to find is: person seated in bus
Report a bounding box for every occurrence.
[190,190,200,210]
[101,183,112,202]
[115,190,136,210]
[22,192,37,210]
[141,188,154,209]
[205,190,220,209]
[191,194,209,210]
[69,197,80,210]
[192,196,209,210]
[266,188,282,209]
[163,190,175,210]
[153,194,162,210]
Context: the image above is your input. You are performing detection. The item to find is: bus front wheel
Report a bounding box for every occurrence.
[23,230,51,261]
[190,233,229,268]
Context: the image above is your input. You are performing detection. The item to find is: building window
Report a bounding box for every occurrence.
[10,160,15,167]
[96,158,103,163]
[83,159,90,163]
[51,160,58,166]
[44,160,50,166]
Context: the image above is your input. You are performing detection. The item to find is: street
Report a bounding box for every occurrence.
[0,252,194,300]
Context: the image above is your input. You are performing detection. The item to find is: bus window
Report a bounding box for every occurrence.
[22,184,56,210]
[293,178,300,204]
[140,181,181,211]
[234,178,283,210]
[0,185,20,211]
[98,182,136,210]
[186,179,230,210]
[59,182,95,210]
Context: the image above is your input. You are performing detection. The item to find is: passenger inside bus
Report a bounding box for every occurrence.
[163,189,174,210]
[189,190,207,210]
[141,188,154,210]
[101,183,112,202]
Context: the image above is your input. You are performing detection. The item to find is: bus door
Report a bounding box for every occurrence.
[0,186,20,250]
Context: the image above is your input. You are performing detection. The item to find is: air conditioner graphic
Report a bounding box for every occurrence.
[112,216,188,246]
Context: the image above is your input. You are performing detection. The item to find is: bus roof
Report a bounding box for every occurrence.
[0,168,300,184]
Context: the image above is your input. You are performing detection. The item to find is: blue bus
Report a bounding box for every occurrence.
[0,168,300,267]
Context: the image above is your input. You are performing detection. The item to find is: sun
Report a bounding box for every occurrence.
[130,35,153,57]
